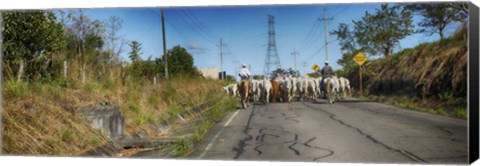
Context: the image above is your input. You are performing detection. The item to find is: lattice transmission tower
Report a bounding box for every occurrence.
[264,15,281,78]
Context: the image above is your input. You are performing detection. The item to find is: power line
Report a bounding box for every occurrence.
[303,25,326,50]
[179,9,220,42]
[148,9,217,61]
[304,38,339,62]
[170,10,218,45]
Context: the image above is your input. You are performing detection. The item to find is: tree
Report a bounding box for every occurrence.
[353,4,414,58]
[158,46,200,76]
[225,75,236,83]
[270,68,286,78]
[404,3,466,42]
[252,75,264,80]
[331,23,358,55]
[286,68,300,77]
[64,9,106,83]
[2,11,66,81]
[448,2,468,22]
[105,16,126,63]
[128,41,142,63]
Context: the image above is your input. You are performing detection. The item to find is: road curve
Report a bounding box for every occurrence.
[188,98,467,164]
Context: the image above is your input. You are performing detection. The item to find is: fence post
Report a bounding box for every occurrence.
[64,60,68,79]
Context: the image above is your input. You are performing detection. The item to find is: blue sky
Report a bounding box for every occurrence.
[81,3,461,78]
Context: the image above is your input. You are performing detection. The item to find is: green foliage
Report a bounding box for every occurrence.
[252,75,264,80]
[437,92,450,101]
[3,80,29,99]
[2,11,66,81]
[270,68,286,78]
[269,68,300,78]
[306,72,321,78]
[158,46,201,77]
[60,128,74,143]
[172,139,193,157]
[331,23,358,56]
[286,68,300,77]
[167,104,182,117]
[353,4,414,57]
[225,75,237,83]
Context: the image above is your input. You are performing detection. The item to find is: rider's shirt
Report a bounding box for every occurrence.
[321,65,333,78]
[239,68,251,79]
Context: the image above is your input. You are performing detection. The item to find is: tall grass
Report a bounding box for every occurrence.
[2,73,228,155]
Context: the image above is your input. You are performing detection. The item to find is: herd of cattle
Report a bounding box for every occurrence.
[223,76,352,107]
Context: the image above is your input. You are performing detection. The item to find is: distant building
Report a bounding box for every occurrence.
[198,67,220,79]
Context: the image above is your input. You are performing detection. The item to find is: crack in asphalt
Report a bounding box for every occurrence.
[302,102,428,163]
[302,137,335,161]
[288,142,300,155]
[233,103,336,161]
[232,104,257,159]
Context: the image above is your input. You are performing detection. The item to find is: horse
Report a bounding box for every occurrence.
[238,80,250,109]
[324,78,336,104]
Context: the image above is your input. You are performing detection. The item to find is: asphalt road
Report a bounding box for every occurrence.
[188,98,468,164]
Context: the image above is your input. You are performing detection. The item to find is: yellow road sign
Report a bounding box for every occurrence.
[353,52,368,66]
[312,64,320,71]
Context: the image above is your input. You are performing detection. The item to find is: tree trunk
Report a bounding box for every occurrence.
[439,30,444,45]
[16,58,25,82]
[384,43,392,58]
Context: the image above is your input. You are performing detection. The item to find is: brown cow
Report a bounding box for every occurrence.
[270,78,280,102]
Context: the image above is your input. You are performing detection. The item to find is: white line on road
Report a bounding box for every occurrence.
[198,109,241,159]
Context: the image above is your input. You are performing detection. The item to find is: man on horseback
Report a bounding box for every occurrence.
[238,64,251,108]
[320,61,333,87]
[238,64,251,80]
[320,61,334,98]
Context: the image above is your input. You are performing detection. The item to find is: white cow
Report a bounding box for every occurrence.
[332,76,341,100]
[315,77,323,99]
[250,80,260,102]
[338,77,352,98]
[223,83,238,97]
[290,77,297,101]
[306,77,318,100]
[279,77,294,102]
[261,78,272,103]
[296,77,306,101]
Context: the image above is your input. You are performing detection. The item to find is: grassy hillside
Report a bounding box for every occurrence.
[346,27,467,118]
[2,76,232,155]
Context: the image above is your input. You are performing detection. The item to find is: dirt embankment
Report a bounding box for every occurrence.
[364,40,467,99]
[344,27,467,118]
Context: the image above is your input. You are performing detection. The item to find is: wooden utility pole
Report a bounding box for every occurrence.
[161,8,169,79]
[359,65,363,96]
[318,9,333,62]
[217,38,226,77]
[291,48,299,71]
